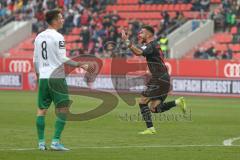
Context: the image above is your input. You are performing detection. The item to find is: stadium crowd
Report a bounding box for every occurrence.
[0,0,239,59]
[195,0,240,60]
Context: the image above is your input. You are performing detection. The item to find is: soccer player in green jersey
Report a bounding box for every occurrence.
[33,9,91,151]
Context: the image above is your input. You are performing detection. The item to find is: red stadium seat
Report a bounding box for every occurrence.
[231,26,237,34]
[167,4,174,11]
[229,44,240,52]
[183,12,201,19]
[223,35,232,43]
[105,4,192,12]
[77,43,83,48]
[214,34,232,43]
[118,5,124,11]
[162,4,168,11]
[214,44,227,51]
[233,53,240,59]
[116,20,127,27]
[157,5,163,11]
[129,5,138,11]
[211,0,221,3]
[174,4,180,11]
[117,0,138,4]
[151,4,157,11]
[20,42,34,50]
[70,28,81,35]
[119,12,163,20]
[65,35,80,42]
[186,4,193,10]
[139,5,145,11]
[168,12,176,18]
[144,5,151,11]
[66,43,78,51]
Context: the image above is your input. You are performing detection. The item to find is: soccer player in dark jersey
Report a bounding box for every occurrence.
[121,25,186,134]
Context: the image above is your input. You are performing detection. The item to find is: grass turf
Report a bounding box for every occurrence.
[0,90,240,160]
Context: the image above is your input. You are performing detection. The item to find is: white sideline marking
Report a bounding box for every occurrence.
[223,137,240,146]
[0,148,36,151]
[0,145,240,151]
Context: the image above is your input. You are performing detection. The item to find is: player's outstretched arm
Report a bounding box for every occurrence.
[121,30,143,56]
[65,59,95,73]
[65,59,81,67]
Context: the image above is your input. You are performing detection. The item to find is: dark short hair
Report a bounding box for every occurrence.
[45,9,61,25]
[142,25,155,35]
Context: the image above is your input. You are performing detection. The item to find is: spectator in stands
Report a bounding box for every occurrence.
[233,34,240,43]
[222,0,231,11]
[206,47,217,58]
[0,3,8,17]
[80,9,90,26]
[57,0,64,9]
[109,10,120,24]
[69,43,84,57]
[46,0,57,10]
[173,11,187,26]
[4,0,238,59]
[62,9,74,34]
[192,0,202,11]
[225,9,237,31]
[194,48,203,58]
[222,46,233,59]
[140,0,155,4]
[200,0,210,11]
[210,7,225,31]
[161,11,170,29]
[0,1,11,26]
[156,22,165,37]
[194,47,217,59]
[159,34,169,58]
[80,26,91,53]
[72,9,81,27]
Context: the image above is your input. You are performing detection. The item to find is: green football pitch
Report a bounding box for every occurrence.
[0,90,240,160]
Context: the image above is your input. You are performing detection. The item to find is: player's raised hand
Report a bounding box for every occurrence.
[121,29,128,41]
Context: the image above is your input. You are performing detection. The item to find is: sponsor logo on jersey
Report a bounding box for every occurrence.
[59,41,65,49]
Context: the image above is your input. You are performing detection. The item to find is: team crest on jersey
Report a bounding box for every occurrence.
[59,41,65,49]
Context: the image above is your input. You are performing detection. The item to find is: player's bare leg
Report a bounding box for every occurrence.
[36,109,48,150]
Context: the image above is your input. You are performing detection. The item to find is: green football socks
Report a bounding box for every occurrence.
[53,113,67,141]
[36,116,45,142]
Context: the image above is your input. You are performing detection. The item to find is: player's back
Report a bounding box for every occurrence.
[34,29,67,79]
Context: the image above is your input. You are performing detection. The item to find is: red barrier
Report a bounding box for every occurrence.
[1,57,240,98]
[4,58,34,73]
[177,59,218,77]
[1,57,240,78]
[0,58,3,72]
[165,59,178,76]
[218,60,240,78]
